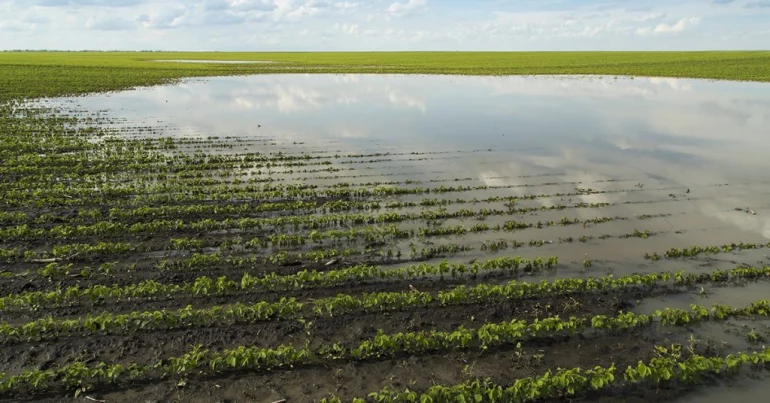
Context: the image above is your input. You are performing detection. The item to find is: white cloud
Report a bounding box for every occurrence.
[633,12,666,22]
[636,16,701,35]
[653,16,701,33]
[334,22,359,35]
[582,26,603,37]
[387,0,427,17]
[1,0,769,50]
[36,0,145,6]
[84,16,135,30]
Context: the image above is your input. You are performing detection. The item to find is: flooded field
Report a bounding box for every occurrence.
[3,74,770,401]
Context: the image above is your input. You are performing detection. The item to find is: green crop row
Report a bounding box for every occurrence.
[4,219,665,274]
[1,171,583,206]
[4,152,470,178]
[3,265,769,341]
[322,344,770,402]
[0,205,637,242]
[350,300,770,359]
[1,169,464,196]
[0,153,349,178]
[645,241,770,260]
[0,256,558,311]
[1,174,583,205]
[4,218,661,274]
[2,174,616,209]
[4,299,770,397]
[24,194,609,227]
[0,184,507,224]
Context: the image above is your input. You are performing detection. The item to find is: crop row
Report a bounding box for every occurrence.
[6,220,659,269]
[0,177,622,209]
[0,256,558,311]
[160,230,655,271]
[3,155,477,188]
[2,150,471,177]
[645,241,770,260]
[0,175,452,206]
[1,192,612,227]
[2,162,356,186]
[2,148,479,172]
[3,300,770,397]
[2,263,768,334]
[1,153,345,176]
[0,177,661,212]
[2,268,767,345]
[5,248,768,315]
[0,206,641,243]
[0,172,469,194]
[99,169,560,191]
[322,345,770,403]
[0,175,477,198]
[103,197,607,224]
[2,226,662,282]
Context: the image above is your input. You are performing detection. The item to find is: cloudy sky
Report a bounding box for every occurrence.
[1,0,769,51]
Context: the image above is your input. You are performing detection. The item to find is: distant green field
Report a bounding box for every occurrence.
[2,51,770,101]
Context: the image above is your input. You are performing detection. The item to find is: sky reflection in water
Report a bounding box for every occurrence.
[68,74,770,239]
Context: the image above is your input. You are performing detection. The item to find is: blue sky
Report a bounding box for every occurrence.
[1,0,769,50]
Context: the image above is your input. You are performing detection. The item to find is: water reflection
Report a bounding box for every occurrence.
[49,74,770,241]
[74,74,770,165]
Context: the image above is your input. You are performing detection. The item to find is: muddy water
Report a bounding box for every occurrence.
[674,371,770,403]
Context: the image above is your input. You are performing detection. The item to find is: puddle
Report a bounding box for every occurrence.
[153,59,275,64]
[635,281,770,314]
[675,373,770,403]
